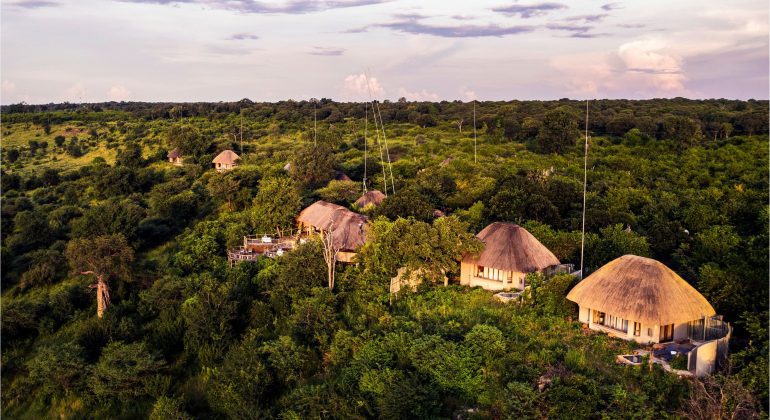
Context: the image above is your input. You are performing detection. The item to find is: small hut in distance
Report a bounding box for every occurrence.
[460,222,560,291]
[335,171,353,182]
[213,150,240,172]
[354,190,386,210]
[167,148,184,166]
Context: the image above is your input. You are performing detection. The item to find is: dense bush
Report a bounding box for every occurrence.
[1,99,766,418]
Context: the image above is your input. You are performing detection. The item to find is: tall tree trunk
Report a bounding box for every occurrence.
[328,257,335,290]
[96,275,111,318]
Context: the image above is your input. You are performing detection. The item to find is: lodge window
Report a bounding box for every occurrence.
[660,324,674,342]
[476,266,510,282]
[633,322,641,336]
[594,311,628,333]
[593,310,605,324]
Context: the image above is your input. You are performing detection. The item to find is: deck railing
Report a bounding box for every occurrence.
[687,315,730,341]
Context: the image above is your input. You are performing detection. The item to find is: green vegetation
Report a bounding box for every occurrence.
[1,99,767,418]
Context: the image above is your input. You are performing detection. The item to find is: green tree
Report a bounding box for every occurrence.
[181,274,237,365]
[19,249,67,289]
[116,142,145,168]
[207,335,268,419]
[663,115,702,146]
[167,124,209,158]
[586,224,650,270]
[71,199,146,243]
[90,341,164,400]
[260,335,312,387]
[250,177,301,235]
[149,397,192,420]
[25,342,87,399]
[6,209,53,254]
[65,234,134,318]
[290,144,336,189]
[358,216,482,287]
[288,287,339,348]
[316,180,360,205]
[6,148,20,163]
[374,188,434,222]
[207,172,240,211]
[174,221,228,273]
[537,106,579,153]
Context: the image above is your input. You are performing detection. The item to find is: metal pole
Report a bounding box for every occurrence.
[313,101,317,146]
[473,100,477,164]
[580,100,589,278]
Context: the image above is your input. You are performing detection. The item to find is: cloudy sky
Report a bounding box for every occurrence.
[1,0,767,103]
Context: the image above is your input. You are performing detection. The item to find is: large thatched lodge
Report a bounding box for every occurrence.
[460,222,561,291]
[296,200,367,263]
[567,255,731,376]
[228,200,368,265]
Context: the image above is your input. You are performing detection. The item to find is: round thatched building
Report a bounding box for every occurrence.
[567,254,716,344]
[460,222,560,291]
[212,150,240,172]
[354,190,386,210]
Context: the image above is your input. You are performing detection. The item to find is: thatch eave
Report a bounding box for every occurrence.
[566,255,716,325]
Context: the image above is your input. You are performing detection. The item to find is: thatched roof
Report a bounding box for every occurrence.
[213,150,240,165]
[355,190,385,208]
[463,222,559,272]
[297,201,368,250]
[167,148,182,159]
[335,172,352,182]
[566,255,716,325]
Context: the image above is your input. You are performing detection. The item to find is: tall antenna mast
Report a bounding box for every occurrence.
[313,100,317,146]
[579,99,589,279]
[373,98,396,195]
[239,108,243,154]
[363,71,389,196]
[473,100,477,164]
[363,101,368,193]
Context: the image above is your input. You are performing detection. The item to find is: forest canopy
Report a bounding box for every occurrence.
[1,98,768,418]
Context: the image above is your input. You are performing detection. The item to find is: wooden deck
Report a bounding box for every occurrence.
[227,232,307,266]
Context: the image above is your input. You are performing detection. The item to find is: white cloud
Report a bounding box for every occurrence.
[340,73,385,101]
[2,80,17,93]
[459,86,476,101]
[549,38,688,98]
[107,85,132,101]
[618,39,685,93]
[63,82,88,102]
[396,87,440,101]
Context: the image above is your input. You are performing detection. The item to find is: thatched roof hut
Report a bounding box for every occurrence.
[297,201,368,250]
[354,190,386,209]
[335,172,352,182]
[297,201,346,228]
[463,222,559,272]
[167,148,182,159]
[566,255,716,325]
[212,150,240,165]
